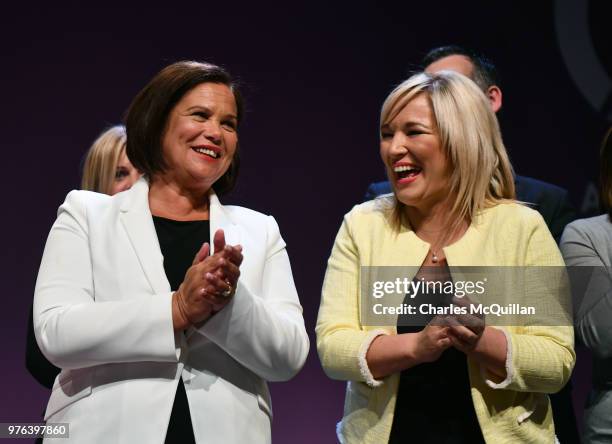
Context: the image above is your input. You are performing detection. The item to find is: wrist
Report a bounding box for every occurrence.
[403,332,421,365]
[468,327,508,379]
[172,289,191,331]
[468,326,492,357]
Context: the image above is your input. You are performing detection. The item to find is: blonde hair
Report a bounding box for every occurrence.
[81,125,127,194]
[380,71,515,231]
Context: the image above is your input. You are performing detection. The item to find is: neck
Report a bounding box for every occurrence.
[148,176,210,220]
[404,199,468,248]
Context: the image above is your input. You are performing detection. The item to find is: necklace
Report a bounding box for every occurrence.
[431,250,439,263]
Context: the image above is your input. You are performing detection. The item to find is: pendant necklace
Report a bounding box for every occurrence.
[431,250,439,263]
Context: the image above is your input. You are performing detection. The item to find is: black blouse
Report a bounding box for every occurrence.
[153,216,210,444]
[388,266,485,444]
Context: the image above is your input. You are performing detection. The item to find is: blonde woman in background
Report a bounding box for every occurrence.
[28,124,141,388]
[26,124,142,444]
[316,71,575,443]
[81,124,141,195]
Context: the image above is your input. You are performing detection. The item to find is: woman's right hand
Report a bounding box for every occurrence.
[366,317,452,380]
[413,317,452,364]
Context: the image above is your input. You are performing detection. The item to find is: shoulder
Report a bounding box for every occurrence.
[515,175,568,201]
[566,214,610,231]
[223,205,288,254]
[479,201,545,227]
[478,201,552,245]
[223,204,283,241]
[60,189,114,215]
[346,196,393,226]
[365,180,392,197]
[334,197,396,246]
[224,204,273,226]
[563,214,612,240]
[481,202,563,265]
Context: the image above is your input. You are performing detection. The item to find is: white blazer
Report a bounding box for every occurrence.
[34,178,309,444]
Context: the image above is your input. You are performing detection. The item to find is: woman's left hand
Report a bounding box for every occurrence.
[200,229,243,312]
[445,295,485,353]
[446,295,508,379]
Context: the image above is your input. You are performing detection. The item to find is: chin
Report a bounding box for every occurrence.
[393,189,420,207]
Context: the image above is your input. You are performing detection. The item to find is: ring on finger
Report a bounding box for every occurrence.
[221,280,233,298]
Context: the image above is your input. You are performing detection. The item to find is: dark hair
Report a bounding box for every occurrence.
[125,60,244,196]
[600,126,612,218]
[422,45,500,92]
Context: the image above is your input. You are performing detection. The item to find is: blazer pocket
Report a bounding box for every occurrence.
[516,392,549,425]
[44,371,93,420]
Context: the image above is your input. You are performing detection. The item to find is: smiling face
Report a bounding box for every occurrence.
[159,82,238,192]
[380,93,451,212]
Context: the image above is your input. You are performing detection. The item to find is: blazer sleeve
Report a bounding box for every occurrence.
[195,215,309,382]
[485,211,576,393]
[561,221,612,359]
[316,211,389,387]
[33,191,178,370]
[26,305,60,388]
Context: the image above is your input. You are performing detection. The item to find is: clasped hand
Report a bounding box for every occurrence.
[415,296,485,362]
[172,229,243,330]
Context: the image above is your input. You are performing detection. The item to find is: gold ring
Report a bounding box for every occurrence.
[221,281,233,298]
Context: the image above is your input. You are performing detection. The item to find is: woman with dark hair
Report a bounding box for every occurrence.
[561,126,612,444]
[33,61,309,443]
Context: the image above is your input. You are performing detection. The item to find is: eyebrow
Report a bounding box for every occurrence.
[403,121,430,130]
[186,105,237,120]
[381,121,430,130]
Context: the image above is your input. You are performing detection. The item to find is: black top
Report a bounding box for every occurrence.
[153,216,210,444]
[388,267,485,444]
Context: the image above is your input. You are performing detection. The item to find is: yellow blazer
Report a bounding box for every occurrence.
[316,198,575,444]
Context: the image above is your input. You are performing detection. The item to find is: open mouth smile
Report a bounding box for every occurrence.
[192,145,221,160]
[394,163,422,184]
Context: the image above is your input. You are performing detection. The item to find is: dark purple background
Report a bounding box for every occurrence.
[1,1,611,442]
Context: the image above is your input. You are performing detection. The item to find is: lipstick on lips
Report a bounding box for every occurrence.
[393,161,422,185]
[192,145,222,161]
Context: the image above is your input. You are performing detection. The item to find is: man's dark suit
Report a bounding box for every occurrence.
[364,174,580,443]
[364,175,576,242]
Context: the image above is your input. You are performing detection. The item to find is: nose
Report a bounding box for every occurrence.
[203,119,222,145]
[388,133,409,157]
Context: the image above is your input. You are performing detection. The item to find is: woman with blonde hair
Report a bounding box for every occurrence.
[26,124,141,444]
[81,124,140,195]
[316,71,575,443]
[28,125,140,387]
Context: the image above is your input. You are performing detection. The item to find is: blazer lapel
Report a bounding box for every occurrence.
[186,190,240,339]
[119,178,171,295]
[208,190,241,252]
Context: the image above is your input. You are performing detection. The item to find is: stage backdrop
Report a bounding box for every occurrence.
[1,1,610,442]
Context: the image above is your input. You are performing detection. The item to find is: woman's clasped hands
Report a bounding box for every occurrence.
[172,229,243,330]
[415,295,486,363]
